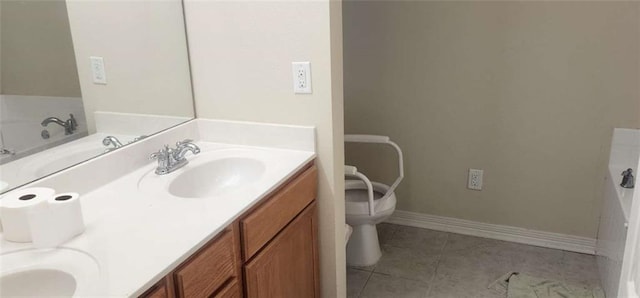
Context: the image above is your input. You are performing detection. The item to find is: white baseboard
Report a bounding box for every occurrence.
[386,210,596,255]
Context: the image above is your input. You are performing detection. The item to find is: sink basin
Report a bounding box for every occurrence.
[1,269,76,296]
[138,147,273,199]
[0,248,101,297]
[168,157,266,198]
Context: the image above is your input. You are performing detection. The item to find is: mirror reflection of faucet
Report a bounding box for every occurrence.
[102,135,149,153]
[0,148,15,156]
[41,114,78,135]
[131,135,148,143]
[102,136,124,152]
[41,129,50,139]
[621,168,635,189]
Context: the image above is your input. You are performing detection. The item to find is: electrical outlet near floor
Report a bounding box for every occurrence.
[468,169,483,190]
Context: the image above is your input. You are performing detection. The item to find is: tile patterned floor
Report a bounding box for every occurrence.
[347,223,602,298]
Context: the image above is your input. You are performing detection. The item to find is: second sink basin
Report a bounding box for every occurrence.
[0,248,101,297]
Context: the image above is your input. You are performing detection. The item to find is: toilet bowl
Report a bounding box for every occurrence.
[345,180,396,266]
[344,134,404,267]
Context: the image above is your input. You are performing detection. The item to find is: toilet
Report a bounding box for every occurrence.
[344,135,403,267]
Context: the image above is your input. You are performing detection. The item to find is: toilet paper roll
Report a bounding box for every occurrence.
[0,187,55,242]
[29,192,85,248]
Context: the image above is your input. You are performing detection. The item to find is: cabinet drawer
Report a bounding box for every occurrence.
[174,230,236,298]
[213,279,242,298]
[140,280,169,298]
[241,165,317,259]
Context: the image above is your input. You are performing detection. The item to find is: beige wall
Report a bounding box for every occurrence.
[1,0,81,97]
[65,0,194,133]
[343,1,640,238]
[184,1,346,296]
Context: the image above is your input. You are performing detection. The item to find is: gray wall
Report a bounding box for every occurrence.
[1,0,81,97]
[343,1,640,238]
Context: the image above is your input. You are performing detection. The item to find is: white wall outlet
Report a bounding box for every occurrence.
[90,56,107,85]
[292,62,312,94]
[468,169,483,190]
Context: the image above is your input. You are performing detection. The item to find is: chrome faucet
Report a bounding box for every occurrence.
[621,168,635,189]
[174,140,201,160]
[102,136,124,152]
[41,114,78,135]
[0,148,15,155]
[149,139,200,175]
[131,135,148,143]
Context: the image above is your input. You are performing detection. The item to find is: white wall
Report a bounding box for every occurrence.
[343,1,640,238]
[597,129,640,297]
[65,0,194,133]
[183,1,346,296]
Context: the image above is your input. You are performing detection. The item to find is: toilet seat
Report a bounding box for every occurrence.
[345,180,396,218]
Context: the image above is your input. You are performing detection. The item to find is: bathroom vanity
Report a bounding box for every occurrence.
[0,119,318,297]
[140,164,318,298]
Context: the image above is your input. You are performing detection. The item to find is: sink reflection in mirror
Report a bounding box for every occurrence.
[0,248,101,297]
[0,0,195,194]
[0,133,134,191]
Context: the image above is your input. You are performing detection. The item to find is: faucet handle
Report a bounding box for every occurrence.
[133,135,148,142]
[102,136,113,146]
[149,151,162,161]
[176,139,194,147]
[621,168,635,189]
[149,145,170,160]
[68,114,77,128]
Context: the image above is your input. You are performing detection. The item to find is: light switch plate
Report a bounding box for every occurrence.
[90,56,107,85]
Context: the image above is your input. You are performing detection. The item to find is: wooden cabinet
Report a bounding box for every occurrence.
[214,279,242,298]
[240,165,317,259]
[140,282,168,298]
[140,163,317,298]
[140,276,174,298]
[144,286,168,298]
[244,203,318,298]
[174,226,242,298]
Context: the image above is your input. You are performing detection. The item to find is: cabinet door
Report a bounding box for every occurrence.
[174,224,242,298]
[244,203,318,298]
[139,276,174,298]
[142,285,167,298]
[213,279,242,298]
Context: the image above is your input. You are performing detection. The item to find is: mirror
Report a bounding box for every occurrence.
[0,0,195,194]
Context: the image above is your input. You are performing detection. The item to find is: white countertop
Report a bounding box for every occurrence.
[0,119,316,297]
